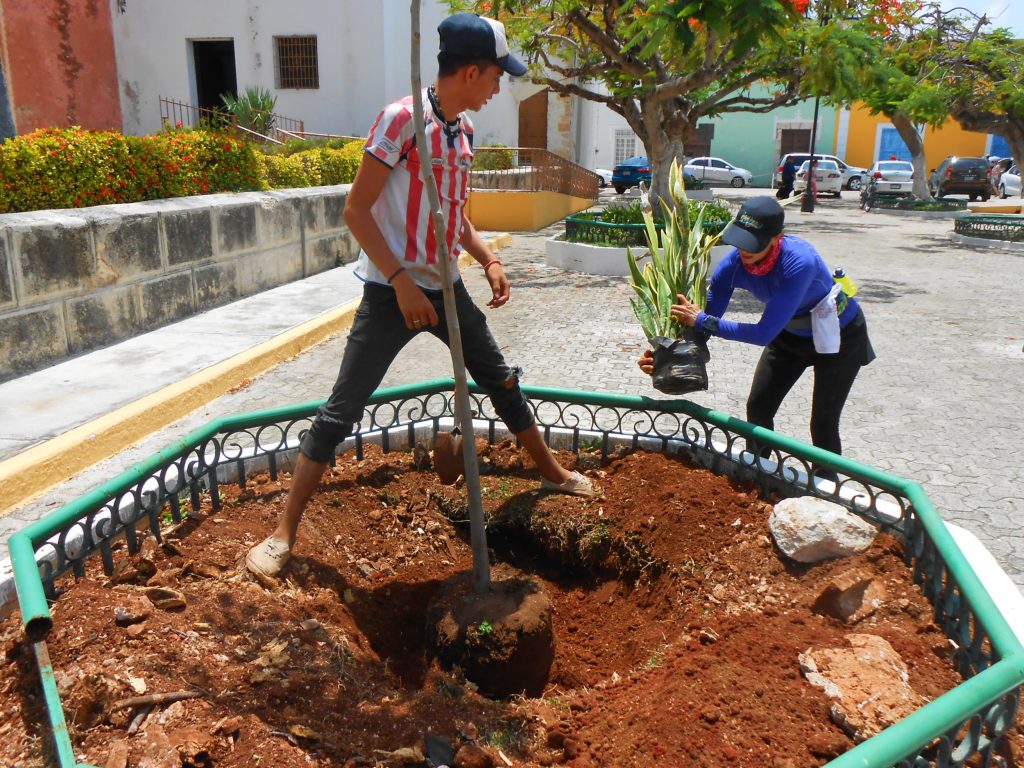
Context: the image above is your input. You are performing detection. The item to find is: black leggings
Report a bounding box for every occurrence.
[746,311,874,456]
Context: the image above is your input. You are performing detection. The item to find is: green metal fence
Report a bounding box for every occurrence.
[872,198,968,212]
[563,214,657,247]
[8,380,1024,768]
[954,214,1024,242]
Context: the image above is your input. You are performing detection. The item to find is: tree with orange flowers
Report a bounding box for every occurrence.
[448,0,816,209]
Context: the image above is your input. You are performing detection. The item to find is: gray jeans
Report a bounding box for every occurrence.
[300,280,534,464]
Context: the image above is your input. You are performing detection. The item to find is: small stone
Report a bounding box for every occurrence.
[813,568,887,623]
[113,595,151,627]
[143,586,187,611]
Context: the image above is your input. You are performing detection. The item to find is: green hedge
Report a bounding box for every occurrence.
[258,141,365,190]
[0,127,367,214]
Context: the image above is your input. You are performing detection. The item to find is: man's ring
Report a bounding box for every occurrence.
[413,319,422,325]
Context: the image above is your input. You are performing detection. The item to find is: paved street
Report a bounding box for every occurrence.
[4,188,1023,590]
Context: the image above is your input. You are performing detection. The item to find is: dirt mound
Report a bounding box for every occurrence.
[1,444,1021,767]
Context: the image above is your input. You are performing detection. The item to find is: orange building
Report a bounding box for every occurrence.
[0,0,122,134]
[837,102,999,171]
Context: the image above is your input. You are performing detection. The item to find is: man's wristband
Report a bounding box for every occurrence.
[387,266,406,283]
[482,259,502,271]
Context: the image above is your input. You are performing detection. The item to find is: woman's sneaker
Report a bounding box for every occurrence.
[540,470,600,498]
[246,537,291,579]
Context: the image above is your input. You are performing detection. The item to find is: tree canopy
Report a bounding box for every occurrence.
[448,0,814,205]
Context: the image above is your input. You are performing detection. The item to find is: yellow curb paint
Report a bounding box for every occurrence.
[0,236,510,518]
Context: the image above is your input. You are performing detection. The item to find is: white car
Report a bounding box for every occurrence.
[776,153,866,191]
[998,164,1021,198]
[684,156,753,187]
[595,168,613,188]
[866,160,914,195]
[793,159,843,197]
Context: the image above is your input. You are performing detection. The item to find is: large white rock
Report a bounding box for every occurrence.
[769,496,877,563]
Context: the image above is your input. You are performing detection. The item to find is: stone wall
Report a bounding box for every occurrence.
[0,187,358,381]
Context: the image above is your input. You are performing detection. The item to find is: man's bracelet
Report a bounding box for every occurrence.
[387,266,406,283]
[482,259,502,271]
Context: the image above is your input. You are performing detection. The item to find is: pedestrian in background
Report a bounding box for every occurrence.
[776,155,797,199]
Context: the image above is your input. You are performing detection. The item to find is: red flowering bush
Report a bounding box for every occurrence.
[0,127,263,213]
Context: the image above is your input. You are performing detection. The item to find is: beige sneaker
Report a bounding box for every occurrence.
[246,537,291,579]
[540,470,600,498]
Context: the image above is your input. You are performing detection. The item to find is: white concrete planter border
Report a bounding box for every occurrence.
[949,232,1024,253]
[867,207,970,219]
[546,237,732,277]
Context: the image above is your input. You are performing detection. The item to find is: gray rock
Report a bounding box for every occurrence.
[769,496,877,563]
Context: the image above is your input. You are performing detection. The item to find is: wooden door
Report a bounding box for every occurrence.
[518,89,548,150]
[780,128,811,157]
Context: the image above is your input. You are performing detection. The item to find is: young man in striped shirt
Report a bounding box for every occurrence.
[247,13,597,580]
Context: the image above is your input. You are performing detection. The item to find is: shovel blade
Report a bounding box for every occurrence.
[433,431,464,484]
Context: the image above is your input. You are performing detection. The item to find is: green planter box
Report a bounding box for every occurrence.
[6,381,1024,767]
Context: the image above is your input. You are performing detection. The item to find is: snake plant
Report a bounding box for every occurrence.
[627,158,721,341]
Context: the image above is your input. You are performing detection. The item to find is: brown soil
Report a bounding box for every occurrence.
[1,444,1022,768]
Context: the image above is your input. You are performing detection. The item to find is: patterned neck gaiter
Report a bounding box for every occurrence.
[742,236,783,276]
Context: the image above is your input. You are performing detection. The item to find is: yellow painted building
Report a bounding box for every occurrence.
[838,103,994,172]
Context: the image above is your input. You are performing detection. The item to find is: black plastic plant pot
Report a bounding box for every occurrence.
[651,329,709,395]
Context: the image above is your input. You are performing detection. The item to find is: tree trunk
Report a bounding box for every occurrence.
[954,110,1024,187]
[644,136,685,216]
[1001,122,1024,179]
[890,112,930,199]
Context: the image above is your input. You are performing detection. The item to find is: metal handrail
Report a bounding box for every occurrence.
[471,146,599,199]
[158,96,305,144]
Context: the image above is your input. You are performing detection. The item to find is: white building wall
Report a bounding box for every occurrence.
[578,94,634,171]
[110,0,521,145]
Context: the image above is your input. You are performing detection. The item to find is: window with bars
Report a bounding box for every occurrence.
[275,35,319,89]
[614,129,637,165]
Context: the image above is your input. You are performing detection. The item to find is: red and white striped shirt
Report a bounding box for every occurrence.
[355,89,474,290]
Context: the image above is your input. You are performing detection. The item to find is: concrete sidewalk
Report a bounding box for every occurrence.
[1,191,1022,601]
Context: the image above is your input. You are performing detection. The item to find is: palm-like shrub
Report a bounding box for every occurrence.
[221,87,277,137]
[627,158,721,340]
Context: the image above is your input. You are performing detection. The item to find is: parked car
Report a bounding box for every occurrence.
[776,153,867,191]
[866,160,914,196]
[929,156,991,201]
[793,159,843,197]
[998,164,1021,198]
[684,156,753,187]
[611,156,651,194]
[595,168,613,188]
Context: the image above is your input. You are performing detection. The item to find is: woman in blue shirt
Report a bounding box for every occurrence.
[640,196,874,457]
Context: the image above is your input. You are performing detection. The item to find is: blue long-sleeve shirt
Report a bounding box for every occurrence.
[696,235,860,345]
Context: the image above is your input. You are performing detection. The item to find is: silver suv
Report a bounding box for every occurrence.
[776,153,867,191]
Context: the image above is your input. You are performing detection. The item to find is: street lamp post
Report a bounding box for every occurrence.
[801,95,820,213]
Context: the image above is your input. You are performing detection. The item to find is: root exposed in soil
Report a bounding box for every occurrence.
[1,443,1022,768]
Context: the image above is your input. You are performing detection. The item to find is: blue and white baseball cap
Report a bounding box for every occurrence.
[438,13,528,77]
